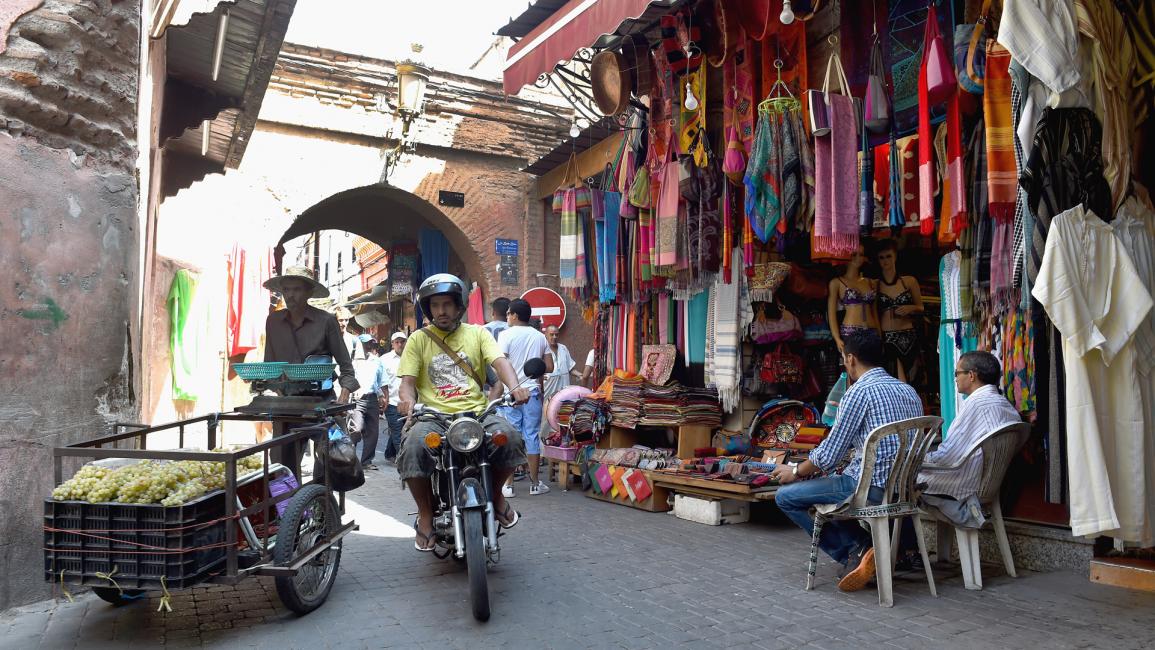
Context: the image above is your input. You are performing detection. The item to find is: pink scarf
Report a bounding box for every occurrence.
[813,93,859,255]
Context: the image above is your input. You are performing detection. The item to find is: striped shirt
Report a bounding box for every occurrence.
[918,384,1022,500]
[809,367,923,488]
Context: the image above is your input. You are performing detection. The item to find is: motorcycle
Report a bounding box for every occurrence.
[406,358,546,622]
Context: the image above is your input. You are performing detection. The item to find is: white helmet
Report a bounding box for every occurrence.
[417,273,467,321]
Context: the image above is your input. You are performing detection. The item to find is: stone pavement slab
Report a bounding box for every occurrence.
[4,466,1155,649]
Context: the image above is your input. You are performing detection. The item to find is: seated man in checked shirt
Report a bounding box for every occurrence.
[770,329,922,592]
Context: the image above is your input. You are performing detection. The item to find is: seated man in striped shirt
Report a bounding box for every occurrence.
[771,329,923,592]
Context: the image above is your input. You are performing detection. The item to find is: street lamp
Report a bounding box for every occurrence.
[379,44,431,184]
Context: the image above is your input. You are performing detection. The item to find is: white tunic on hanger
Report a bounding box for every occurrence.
[1110,198,1155,545]
[1032,204,1153,540]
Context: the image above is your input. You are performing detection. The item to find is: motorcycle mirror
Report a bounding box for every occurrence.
[523,358,547,380]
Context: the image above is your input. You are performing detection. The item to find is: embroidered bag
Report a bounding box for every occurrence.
[759,344,804,385]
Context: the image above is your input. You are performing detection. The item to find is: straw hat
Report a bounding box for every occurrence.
[621,33,654,97]
[591,49,633,116]
[735,0,772,41]
[263,266,330,299]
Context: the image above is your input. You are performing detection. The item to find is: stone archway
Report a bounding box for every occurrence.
[278,183,491,297]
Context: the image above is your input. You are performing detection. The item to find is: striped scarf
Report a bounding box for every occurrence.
[708,248,752,412]
[557,188,586,288]
[984,42,1017,223]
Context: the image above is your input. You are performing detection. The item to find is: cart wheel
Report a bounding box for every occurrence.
[274,483,342,615]
[92,587,147,606]
[464,509,489,622]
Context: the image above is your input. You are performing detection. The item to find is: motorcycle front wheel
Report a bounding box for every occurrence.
[463,508,490,621]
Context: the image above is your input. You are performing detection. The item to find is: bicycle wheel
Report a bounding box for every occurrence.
[273,483,342,615]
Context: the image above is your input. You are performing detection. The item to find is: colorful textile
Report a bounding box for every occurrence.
[557,188,587,288]
[812,93,859,255]
[655,134,680,270]
[687,289,709,364]
[168,269,202,401]
[467,283,484,325]
[983,43,1017,223]
[760,20,809,125]
[707,249,752,412]
[679,66,707,167]
[599,191,621,303]
[1000,305,1035,415]
[744,110,781,242]
[889,0,952,136]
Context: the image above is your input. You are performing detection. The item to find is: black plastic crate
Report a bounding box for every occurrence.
[44,488,228,590]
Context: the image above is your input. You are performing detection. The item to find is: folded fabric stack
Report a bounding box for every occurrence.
[639,383,681,426]
[679,386,722,427]
[608,375,644,428]
[557,401,576,429]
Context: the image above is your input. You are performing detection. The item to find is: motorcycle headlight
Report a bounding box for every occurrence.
[446,418,485,453]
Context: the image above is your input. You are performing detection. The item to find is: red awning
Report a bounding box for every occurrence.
[503,0,659,95]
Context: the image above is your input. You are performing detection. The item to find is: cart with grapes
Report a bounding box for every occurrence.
[43,362,358,615]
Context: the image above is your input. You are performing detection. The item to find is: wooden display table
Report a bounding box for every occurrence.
[600,424,714,459]
[650,472,779,503]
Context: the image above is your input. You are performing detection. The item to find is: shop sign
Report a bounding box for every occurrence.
[495,238,519,256]
[521,286,566,328]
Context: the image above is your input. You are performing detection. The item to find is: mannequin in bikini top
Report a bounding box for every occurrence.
[875,239,925,383]
[827,245,880,353]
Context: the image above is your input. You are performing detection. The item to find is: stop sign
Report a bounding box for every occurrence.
[520,287,567,329]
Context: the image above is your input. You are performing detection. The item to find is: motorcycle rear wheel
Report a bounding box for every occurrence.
[464,509,490,621]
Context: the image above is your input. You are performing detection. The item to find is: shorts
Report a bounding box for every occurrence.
[396,412,528,481]
[499,389,543,455]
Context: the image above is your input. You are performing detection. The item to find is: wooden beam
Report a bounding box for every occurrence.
[533,132,625,200]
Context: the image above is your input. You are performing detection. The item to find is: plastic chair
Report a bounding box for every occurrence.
[922,421,1031,590]
[805,415,943,607]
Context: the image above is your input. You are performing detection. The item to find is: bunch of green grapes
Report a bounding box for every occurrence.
[51,465,112,501]
[55,449,272,506]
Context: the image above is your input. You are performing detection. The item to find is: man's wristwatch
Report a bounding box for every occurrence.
[792,465,801,478]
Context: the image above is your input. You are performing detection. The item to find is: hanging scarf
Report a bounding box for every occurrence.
[744,110,780,242]
[859,114,875,236]
[781,107,802,233]
[557,188,584,288]
[707,248,752,412]
[600,192,621,303]
[655,131,680,271]
[969,120,991,309]
[916,15,964,236]
[983,42,1017,223]
[792,107,815,227]
[722,182,734,283]
[813,94,859,255]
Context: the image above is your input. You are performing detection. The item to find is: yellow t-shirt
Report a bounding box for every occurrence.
[397,324,502,413]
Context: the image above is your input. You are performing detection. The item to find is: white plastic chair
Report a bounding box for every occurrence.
[805,415,943,607]
[922,421,1031,590]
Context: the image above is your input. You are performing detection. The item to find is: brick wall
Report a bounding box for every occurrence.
[0,0,142,611]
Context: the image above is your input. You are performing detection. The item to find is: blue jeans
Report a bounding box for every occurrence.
[775,474,882,565]
[499,389,543,455]
[381,404,403,460]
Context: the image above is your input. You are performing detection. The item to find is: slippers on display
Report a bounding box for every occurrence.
[496,504,520,529]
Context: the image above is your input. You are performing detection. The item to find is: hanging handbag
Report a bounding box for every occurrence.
[923,3,956,106]
[712,429,751,455]
[782,262,828,300]
[863,33,891,133]
[760,344,804,385]
[954,0,991,95]
[807,51,851,136]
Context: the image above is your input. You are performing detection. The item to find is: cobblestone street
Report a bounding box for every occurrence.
[5,467,1155,650]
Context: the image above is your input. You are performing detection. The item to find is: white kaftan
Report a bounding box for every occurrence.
[1032,205,1153,539]
[1110,198,1155,545]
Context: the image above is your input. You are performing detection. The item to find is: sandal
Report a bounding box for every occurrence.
[495,503,520,530]
[413,520,436,552]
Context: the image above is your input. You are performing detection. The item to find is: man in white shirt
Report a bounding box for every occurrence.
[542,325,580,402]
[335,307,364,361]
[484,297,510,342]
[493,299,553,497]
[380,331,407,465]
[897,350,1021,569]
[349,339,392,470]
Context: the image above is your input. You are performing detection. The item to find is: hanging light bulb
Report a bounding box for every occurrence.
[569,120,581,138]
[780,0,795,25]
[684,81,699,111]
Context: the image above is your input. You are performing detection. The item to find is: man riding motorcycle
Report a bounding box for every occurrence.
[396,273,529,551]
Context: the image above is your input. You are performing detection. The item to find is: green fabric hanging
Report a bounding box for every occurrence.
[168,269,201,401]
